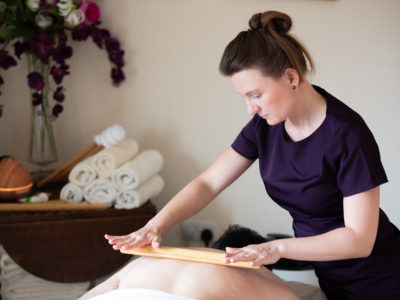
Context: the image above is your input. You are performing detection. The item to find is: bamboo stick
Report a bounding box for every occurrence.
[37,144,104,188]
[120,246,261,269]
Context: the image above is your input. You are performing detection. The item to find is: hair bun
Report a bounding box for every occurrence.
[249,11,292,35]
[248,13,262,30]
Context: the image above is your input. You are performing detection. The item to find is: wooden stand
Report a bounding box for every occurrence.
[0,201,157,283]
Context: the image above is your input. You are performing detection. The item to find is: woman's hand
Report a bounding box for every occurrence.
[104,225,162,250]
[224,241,282,267]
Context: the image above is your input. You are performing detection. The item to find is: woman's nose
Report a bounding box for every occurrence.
[247,101,259,115]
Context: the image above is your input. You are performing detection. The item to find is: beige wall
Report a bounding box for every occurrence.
[1,0,399,245]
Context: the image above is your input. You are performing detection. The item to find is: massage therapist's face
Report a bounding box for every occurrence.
[230,68,294,126]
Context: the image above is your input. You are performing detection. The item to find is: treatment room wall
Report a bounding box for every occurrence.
[1,0,399,246]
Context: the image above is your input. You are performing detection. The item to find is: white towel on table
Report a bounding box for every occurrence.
[92,138,139,179]
[115,175,164,209]
[112,150,163,191]
[60,182,83,203]
[68,157,97,187]
[83,179,117,206]
[89,288,196,300]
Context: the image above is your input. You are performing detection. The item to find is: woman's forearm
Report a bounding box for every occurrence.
[146,176,218,233]
[278,226,376,262]
[278,189,380,262]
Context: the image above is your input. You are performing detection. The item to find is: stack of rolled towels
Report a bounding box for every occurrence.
[60,135,164,209]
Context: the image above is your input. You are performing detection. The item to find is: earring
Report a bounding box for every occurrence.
[291,85,296,90]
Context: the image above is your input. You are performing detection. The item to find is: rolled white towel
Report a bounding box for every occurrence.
[92,138,139,179]
[83,179,117,205]
[68,157,97,187]
[60,182,83,203]
[115,175,164,209]
[112,149,163,191]
[94,124,126,148]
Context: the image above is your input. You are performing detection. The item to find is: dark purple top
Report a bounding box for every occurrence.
[231,86,400,299]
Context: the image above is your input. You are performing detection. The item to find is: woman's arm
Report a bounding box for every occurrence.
[106,147,254,250]
[225,186,380,265]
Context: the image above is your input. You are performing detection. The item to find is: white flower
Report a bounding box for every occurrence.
[65,9,85,27]
[26,0,40,12]
[35,14,53,29]
[57,0,74,17]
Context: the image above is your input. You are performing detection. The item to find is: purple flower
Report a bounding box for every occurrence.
[52,104,63,117]
[105,37,120,52]
[53,86,65,102]
[32,92,43,106]
[72,24,92,41]
[27,72,45,90]
[13,42,30,59]
[108,49,124,68]
[0,50,17,70]
[29,31,54,64]
[111,68,125,86]
[58,29,68,46]
[39,2,57,10]
[51,64,69,84]
[90,28,104,48]
[101,29,110,38]
[90,28,111,49]
[53,44,73,64]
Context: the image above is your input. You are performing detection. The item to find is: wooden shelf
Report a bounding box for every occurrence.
[0,201,157,283]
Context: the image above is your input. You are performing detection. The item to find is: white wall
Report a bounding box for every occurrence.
[1,0,399,246]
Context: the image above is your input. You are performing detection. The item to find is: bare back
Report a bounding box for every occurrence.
[117,256,299,300]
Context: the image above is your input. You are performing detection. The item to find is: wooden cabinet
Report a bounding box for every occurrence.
[0,201,156,283]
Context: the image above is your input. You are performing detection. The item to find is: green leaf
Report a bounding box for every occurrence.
[0,27,18,41]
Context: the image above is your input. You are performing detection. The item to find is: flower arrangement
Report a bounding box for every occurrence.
[0,0,126,118]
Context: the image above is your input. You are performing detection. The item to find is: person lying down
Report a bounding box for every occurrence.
[79,225,301,300]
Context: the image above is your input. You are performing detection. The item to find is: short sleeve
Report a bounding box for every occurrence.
[231,115,259,160]
[334,120,388,197]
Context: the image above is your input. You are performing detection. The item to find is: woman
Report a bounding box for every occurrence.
[105,11,400,299]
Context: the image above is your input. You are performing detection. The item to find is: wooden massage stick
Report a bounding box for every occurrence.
[121,245,261,269]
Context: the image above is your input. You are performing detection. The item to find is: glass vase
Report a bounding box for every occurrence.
[26,54,57,167]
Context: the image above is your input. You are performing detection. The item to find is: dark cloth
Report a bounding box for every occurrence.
[231,85,400,299]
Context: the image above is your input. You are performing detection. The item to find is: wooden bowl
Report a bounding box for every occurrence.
[0,156,33,200]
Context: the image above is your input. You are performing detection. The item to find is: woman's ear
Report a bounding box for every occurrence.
[284,68,300,88]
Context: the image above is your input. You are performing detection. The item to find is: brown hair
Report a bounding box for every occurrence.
[219,11,314,81]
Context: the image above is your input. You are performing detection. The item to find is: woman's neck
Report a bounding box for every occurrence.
[284,81,326,142]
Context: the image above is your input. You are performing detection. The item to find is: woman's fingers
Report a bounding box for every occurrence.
[224,243,279,265]
[151,236,161,248]
[225,248,259,263]
[225,247,239,253]
[119,238,147,250]
[104,234,130,245]
[104,227,162,250]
